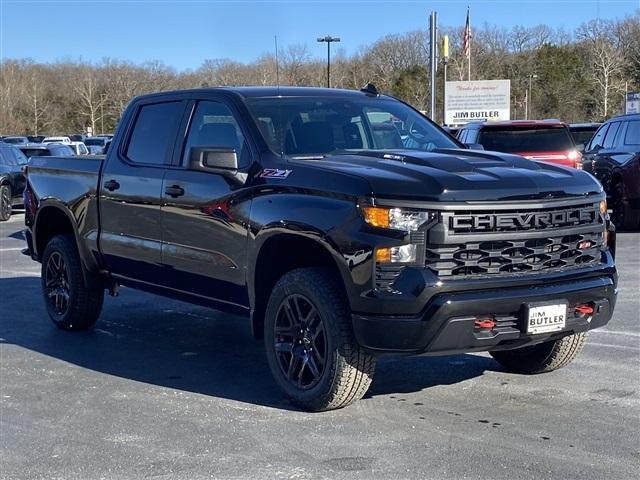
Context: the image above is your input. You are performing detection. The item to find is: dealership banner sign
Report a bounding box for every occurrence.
[445,80,511,125]
[626,92,640,114]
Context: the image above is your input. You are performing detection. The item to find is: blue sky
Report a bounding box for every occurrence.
[1,0,638,70]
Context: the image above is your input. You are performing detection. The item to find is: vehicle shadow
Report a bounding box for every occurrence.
[0,276,499,411]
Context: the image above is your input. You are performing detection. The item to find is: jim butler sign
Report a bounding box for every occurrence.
[445,79,511,125]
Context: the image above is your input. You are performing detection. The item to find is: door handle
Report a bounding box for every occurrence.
[104,179,120,191]
[165,185,185,198]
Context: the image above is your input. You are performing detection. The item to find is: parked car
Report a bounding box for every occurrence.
[84,136,109,153]
[27,135,46,143]
[42,136,72,144]
[69,134,87,142]
[18,143,75,158]
[23,86,616,411]
[582,114,640,230]
[569,123,602,152]
[2,136,30,145]
[457,120,582,168]
[0,143,28,221]
[68,142,89,156]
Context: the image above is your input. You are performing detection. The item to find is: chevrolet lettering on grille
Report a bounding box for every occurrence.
[451,207,597,232]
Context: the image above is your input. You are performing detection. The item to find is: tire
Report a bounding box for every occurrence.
[264,267,376,411]
[41,234,104,330]
[610,180,640,231]
[0,184,11,221]
[490,332,587,374]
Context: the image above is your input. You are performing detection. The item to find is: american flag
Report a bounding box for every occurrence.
[462,7,471,59]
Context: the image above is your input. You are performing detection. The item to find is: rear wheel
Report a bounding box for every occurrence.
[0,184,11,221]
[610,180,640,231]
[264,268,376,411]
[41,234,104,330]
[490,332,587,374]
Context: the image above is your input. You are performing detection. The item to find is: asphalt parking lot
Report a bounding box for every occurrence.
[0,213,638,480]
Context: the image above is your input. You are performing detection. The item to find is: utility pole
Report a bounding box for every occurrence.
[442,35,449,125]
[317,35,340,88]
[526,74,538,120]
[429,11,438,120]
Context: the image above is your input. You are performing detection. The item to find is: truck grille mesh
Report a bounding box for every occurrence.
[425,232,603,277]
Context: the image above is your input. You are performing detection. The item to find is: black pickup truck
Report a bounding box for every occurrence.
[23,86,617,411]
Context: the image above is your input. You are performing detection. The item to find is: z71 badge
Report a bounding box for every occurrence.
[259,168,292,179]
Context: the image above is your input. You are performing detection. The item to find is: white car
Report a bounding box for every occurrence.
[42,136,71,144]
[68,142,89,155]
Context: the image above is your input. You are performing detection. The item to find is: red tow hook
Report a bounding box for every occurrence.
[474,318,496,329]
[575,303,595,316]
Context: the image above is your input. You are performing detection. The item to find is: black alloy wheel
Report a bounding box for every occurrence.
[273,294,327,390]
[44,251,70,316]
[0,185,11,221]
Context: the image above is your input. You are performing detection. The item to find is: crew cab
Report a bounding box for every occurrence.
[457,120,582,168]
[23,87,617,410]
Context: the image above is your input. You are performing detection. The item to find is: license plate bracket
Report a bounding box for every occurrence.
[526,302,568,335]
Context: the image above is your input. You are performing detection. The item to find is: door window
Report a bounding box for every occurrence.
[126,101,183,165]
[587,124,608,151]
[182,101,247,166]
[602,122,620,149]
[624,121,640,145]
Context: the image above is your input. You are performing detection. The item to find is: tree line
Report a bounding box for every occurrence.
[1,11,638,135]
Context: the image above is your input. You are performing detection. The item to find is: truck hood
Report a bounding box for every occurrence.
[294,149,602,202]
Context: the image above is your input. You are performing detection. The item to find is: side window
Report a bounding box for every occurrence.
[126,101,183,165]
[0,149,13,165]
[458,130,467,143]
[12,148,28,165]
[624,121,640,145]
[602,122,620,149]
[588,124,609,151]
[183,100,247,166]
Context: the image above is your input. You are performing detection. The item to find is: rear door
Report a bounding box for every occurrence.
[159,95,253,308]
[99,97,187,284]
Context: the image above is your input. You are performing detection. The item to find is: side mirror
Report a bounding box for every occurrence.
[575,143,585,153]
[465,143,485,150]
[190,146,238,172]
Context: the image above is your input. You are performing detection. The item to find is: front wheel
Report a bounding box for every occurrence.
[490,332,587,374]
[264,268,376,411]
[0,184,11,221]
[41,234,104,330]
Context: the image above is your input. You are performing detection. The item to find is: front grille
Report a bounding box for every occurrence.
[425,200,605,279]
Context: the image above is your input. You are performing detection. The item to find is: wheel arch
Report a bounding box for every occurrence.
[33,203,100,276]
[248,229,349,339]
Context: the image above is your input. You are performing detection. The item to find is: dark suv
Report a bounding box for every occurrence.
[457,121,581,169]
[582,114,640,230]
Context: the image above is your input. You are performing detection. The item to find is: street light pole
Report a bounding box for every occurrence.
[317,35,340,88]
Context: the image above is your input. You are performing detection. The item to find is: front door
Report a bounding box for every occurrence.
[160,99,253,309]
[99,99,186,283]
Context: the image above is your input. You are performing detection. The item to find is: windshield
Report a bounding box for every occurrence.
[479,127,574,153]
[21,148,49,157]
[244,96,458,157]
[85,138,105,146]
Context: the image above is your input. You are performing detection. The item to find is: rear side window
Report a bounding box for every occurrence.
[0,148,14,165]
[625,121,640,145]
[478,127,574,153]
[127,101,183,165]
[602,122,620,148]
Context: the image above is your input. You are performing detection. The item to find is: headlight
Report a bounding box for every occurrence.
[362,206,435,264]
[362,206,433,231]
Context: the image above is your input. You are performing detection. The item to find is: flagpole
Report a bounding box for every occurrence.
[467,6,471,82]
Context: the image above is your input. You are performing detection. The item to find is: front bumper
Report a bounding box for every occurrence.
[353,273,616,355]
